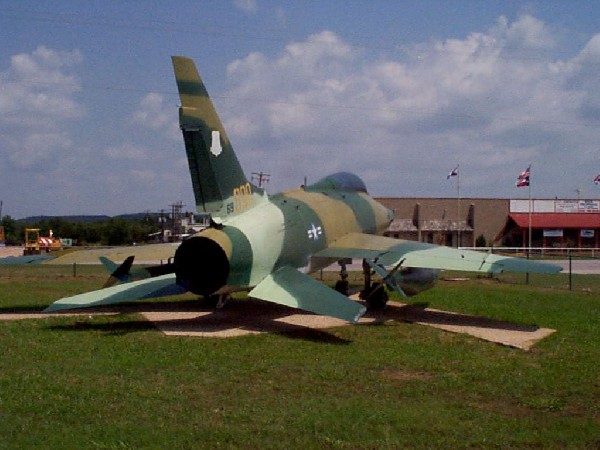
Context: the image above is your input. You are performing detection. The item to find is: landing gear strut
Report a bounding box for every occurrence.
[359,259,389,310]
[334,259,350,296]
[203,294,228,309]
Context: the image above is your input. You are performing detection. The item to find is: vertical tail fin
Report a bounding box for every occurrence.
[171,56,263,218]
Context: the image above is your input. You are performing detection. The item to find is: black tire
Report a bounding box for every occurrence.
[203,295,220,308]
[334,279,349,296]
[365,282,388,310]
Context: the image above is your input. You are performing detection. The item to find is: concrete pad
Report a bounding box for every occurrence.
[0,299,554,350]
[139,299,555,349]
[376,303,555,350]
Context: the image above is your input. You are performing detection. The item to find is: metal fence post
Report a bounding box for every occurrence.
[568,250,572,291]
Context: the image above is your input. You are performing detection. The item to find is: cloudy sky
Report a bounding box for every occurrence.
[1,1,599,218]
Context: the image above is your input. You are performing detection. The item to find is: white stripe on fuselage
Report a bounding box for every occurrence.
[224,200,285,286]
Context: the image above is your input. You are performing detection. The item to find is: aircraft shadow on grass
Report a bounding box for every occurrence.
[41,297,542,344]
[381,303,541,332]
[0,305,51,314]
[44,298,353,344]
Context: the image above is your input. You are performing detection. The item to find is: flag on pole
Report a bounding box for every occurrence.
[594,173,600,185]
[516,165,530,187]
[447,165,459,179]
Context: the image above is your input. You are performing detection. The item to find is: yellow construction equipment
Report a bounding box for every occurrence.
[24,228,62,255]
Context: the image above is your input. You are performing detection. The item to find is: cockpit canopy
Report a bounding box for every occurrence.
[305,172,368,193]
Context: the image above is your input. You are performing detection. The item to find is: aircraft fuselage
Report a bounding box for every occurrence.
[173,178,392,296]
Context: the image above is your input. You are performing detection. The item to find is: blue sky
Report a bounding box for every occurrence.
[1,0,599,218]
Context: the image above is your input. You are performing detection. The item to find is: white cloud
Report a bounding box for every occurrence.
[131,93,171,129]
[7,47,83,114]
[499,14,555,49]
[0,46,83,169]
[6,131,73,168]
[219,16,600,198]
[233,0,257,14]
[104,143,148,160]
[129,169,156,182]
[4,15,598,218]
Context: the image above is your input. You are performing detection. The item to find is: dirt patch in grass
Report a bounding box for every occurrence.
[380,369,433,382]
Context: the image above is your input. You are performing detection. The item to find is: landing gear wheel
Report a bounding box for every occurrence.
[363,282,388,310]
[335,278,349,296]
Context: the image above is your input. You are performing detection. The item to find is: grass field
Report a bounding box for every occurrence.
[0,265,598,449]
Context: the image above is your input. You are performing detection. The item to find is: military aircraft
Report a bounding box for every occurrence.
[41,56,561,322]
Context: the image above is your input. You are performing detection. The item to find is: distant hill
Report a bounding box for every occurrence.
[17,214,152,224]
[115,213,158,221]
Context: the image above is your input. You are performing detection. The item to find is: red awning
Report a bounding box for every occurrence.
[510,213,600,229]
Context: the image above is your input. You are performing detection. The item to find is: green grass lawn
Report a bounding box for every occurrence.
[0,266,598,449]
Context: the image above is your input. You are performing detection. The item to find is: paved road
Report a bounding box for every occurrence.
[553,259,600,274]
[2,246,600,274]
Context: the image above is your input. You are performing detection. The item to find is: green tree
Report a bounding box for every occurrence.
[103,218,133,246]
[475,234,487,247]
[1,215,21,243]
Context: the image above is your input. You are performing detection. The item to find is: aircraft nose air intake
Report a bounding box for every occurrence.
[174,236,229,296]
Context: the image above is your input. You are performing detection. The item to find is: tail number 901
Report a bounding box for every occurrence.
[232,182,253,212]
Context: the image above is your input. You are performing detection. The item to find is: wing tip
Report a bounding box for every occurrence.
[42,302,72,313]
[352,305,367,324]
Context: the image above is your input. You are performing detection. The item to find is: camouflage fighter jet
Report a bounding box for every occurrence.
[42,57,561,322]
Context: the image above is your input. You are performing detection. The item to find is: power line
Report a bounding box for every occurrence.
[0,8,597,66]
[251,172,271,188]
[0,74,598,129]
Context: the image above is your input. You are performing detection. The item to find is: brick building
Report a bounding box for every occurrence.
[376,197,600,249]
[497,199,600,248]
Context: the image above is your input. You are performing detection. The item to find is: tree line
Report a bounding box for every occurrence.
[1,215,160,247]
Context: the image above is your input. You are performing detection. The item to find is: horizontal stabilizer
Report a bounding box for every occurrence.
[249,266,366,323]
[100,255,136,286]
[99,256,122,274]
[43,274,184,313]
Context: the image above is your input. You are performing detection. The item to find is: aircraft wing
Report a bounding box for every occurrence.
[249,266,366,323]
[44,242,180,265]
[43,273,184,313]
[0,254,55,265]
[314,233,562,274]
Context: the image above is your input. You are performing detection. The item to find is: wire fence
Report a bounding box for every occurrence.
[1,247,598,296]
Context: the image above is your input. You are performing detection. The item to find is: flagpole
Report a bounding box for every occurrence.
[528,164,532,252]
[457,164,461,248]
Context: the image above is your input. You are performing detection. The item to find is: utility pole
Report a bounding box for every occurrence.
[251,171,271,188]
[170,201,185,238]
